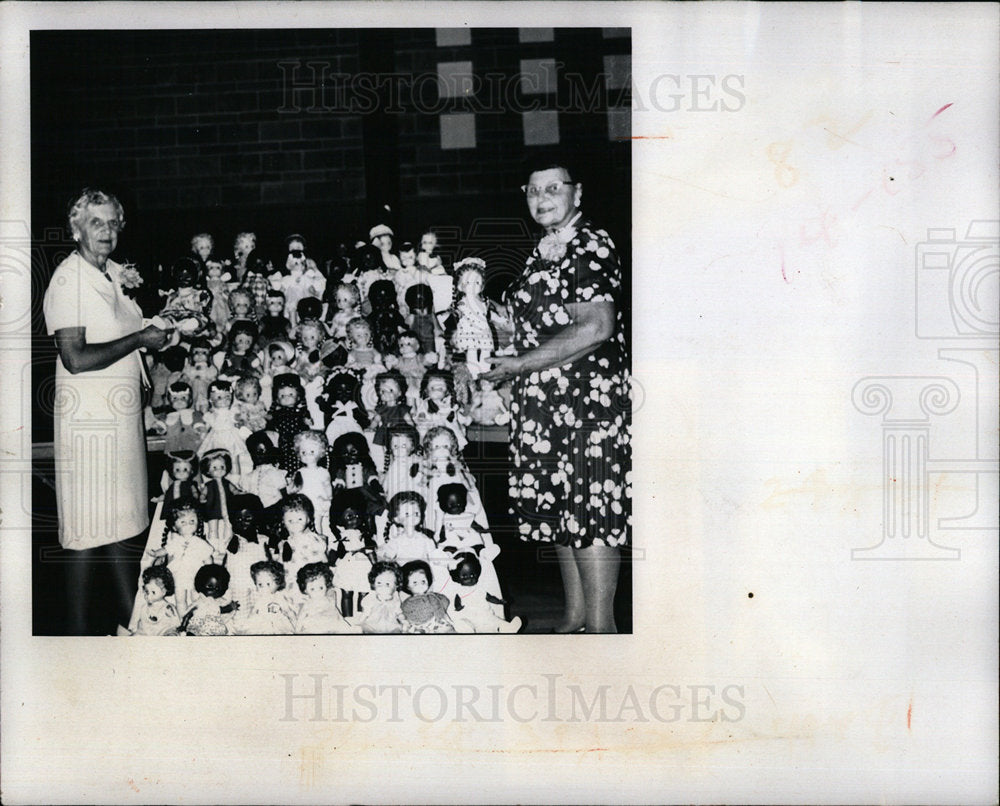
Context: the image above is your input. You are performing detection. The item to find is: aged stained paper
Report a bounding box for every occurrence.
[1,2,997,804]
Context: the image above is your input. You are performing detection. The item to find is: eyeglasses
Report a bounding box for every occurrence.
[89,218,123,232]
[520,181,575,198]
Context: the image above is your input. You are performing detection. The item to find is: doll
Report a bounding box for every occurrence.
[392,242,430,312]
[181,564,240,636]
[232,376,268,436]
[233,560,296,635]
[226,287,258,333]
[450,257,494,377]
[389,331,435,404]
[328,488,376,622]
[450,552,521,634]
[277,244,326,328]
[204,260,233,333]
[273,494,329,595]
[468,377,510,426]
[399,560,455,634]
[344,317,386,408]
[403,283,443,358]
[147,448,199,552]
[294,562,357,634]
[378,491,438,566]
[367,279,407,356]
[421,426,476,537]
[414,369,470,449]
[295,319,328,377]
[317,369,370,447]
[159,256,213,334]
[359,561,405,634]
[197,380,253,476]
[295,297,324,331]
[325,281,361,341]
[238,247,276,320]
[417,230,445,273]
[235,431,288,509]
[381,424,426,501]
[180,339,218,412]
[293,430,333,538]
[198,448,243,556]
[214,320,261,382]
[147,497,215,614]
[258,289,292,348]
[152,382,208,455]
[123,566,182,636]
[329,432,386,523]
[191,232,215,265]
[259,339,295,409]
[356,242,395,308]
[148,345,188,411]
[369,369,414,461]
[267,373,315,474]
[436,482,500,562]
[223,492,269,607]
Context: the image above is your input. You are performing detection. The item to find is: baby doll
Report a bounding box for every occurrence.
[450,257,494,378]
[213,320,261,382]
[414,369,470,449]
[325,281,361,341]
[147,497,214,614]
[259,339,295,409]
[181,564,239,636]
[204,259,233,333]
[359,561,405,634]
[223,492,269,607]
[233,431,286,506]
[273,494,330,595]
[197,380,253,476]
[123,566,182,636]
[232,376,268,436]
[328,488,377,621]
[329,432,386,523]
[399,560,455,634]
[258,289,292,348]
[293,430,333,538]
[369,369,414,462]
[436,482,500,562]
[277,245,326,328]
[381,424,426,501]
[267,372,315,474]
[317,369,370,447]
[148,344,188,411]
[468,377,510,426]
[198,448,244,557]
[404,283,445,358]
[367,279,407,356]
[234,560,295,635]
[450,552,521,634]
[295,562,357,634]
[152,382,208,455]
[180,339,218,412]
[378,491,438,566]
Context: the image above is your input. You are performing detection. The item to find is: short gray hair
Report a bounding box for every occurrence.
[67,188,125,237]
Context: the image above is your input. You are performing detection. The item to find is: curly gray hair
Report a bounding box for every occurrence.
[67,188,125,237]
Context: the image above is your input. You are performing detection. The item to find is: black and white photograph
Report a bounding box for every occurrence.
[1,3,996,805]
[27,27,632,637]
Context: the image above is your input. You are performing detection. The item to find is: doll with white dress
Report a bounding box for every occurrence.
[295,562,358,634]
[468,377,510,426]
[181,564,240,635]
[413,369,470,450]
[235,431,288,509]
[344,317,387,411]
[276,248,326,329]
[259,339,295,409]
[328,489,377,622]
[317,369,370,448]
[181,340,218,413]
[204,260,233,333]
[324,281,362,341]
[225,287,258,337]
[122,566,182,636]
[449,552,521,634]
[392,242,431,314]
[387,331,436,405]
[159,256,213,341]
[435,482,500,562]
[450,257,494,377]
[359,561,405,634]
[197,380,253,476]
[233,560,295,635]
[293,430,333,538]
[420,426,479,538]
[378,491,438,567]
[223,493,269,607]
[380,424,426,502]
[147,497,216,614]
[273,493,330,599]
[232,376,268,436]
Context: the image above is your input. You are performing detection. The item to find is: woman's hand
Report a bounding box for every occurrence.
[481,355,523,386]
[138,324,172,350]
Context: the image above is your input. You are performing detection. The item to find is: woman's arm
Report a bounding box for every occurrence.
[481,300,615,384]
[53,325,170,375]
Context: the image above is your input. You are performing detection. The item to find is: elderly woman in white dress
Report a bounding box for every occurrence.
[42,188,171,634]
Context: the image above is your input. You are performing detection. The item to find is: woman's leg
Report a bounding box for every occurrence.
[65,547,95,635]
[105,533,147,633]
[575,543,621,633]
[553,543,586,632]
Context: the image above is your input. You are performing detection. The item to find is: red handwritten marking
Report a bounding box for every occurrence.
[907,699,913,730]
[931,103,953,120]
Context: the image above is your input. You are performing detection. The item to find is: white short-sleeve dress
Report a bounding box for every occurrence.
[42,252,150,549]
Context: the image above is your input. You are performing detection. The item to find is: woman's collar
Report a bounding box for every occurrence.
[546,210,583,236]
